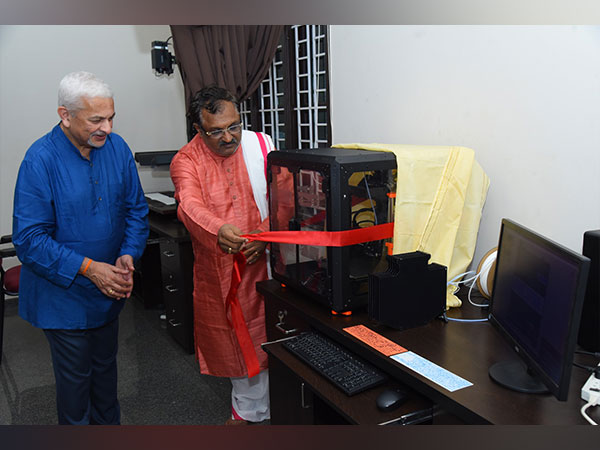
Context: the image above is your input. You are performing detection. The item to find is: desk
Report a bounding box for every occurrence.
[133,194,189,309]
[258,279,599,425]
[142,211,194,354]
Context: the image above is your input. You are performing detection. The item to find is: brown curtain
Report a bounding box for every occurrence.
[170,25,284,131]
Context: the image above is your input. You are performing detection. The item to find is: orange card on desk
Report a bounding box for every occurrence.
[343,324,407,357]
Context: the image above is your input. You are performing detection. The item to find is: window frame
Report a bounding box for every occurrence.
[242,25,331,150]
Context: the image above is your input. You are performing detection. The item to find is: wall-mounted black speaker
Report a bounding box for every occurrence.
[578,230,600,351]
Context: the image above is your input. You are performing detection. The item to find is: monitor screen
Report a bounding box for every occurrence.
[488,219,590,401]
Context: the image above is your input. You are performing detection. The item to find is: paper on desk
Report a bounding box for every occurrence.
[391,351,473,392]
[145,192,176,205]
[343,325,407,356]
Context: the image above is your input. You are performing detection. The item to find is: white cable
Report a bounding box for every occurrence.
[477,251,497,297]
[447,271,477,296]
[446,317,488,323]
[447,269,489,308]
[466,250,497,308]
[461,274,480,284]
[581,403,598,425]
[468,254,497,307]
[464,282,487,308]
[448,251,498,309]
[450,266,489,308]
[467,277,483,307]
[363,176,378,225]
[448,270,477,285]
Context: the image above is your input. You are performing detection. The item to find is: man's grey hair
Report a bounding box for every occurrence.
[58,71,113,113]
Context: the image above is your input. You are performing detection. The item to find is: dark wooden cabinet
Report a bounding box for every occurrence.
[160,238,194,354]
[133,232,164,308]
[268,356,316,425]
[144,211,195,355]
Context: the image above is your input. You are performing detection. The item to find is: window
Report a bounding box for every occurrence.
[241,25,331,150]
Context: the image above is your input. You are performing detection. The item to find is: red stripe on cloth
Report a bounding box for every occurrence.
[255,132,269,188]
[225,253,260,378]
[242,222,394,247]
[231,405,244,421]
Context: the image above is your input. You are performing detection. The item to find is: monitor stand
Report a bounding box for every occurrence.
[489,360,549,394]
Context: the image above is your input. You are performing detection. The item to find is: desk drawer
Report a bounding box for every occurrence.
[159,239,181,272]
[133,236,164,308]
[264,289,310,341]
[162,268,187,296]
[162,267,194,354]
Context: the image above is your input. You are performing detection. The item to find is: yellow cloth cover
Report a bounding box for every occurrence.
[334,143,490,308]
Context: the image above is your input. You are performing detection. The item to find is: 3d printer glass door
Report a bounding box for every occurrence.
[269,163,394,309]
[270,167,328,297]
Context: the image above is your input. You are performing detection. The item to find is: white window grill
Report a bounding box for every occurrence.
[241,25,329,150]
[240,100,252,131]
[258,55,286,149]
[240,44,286,149]
[294,25,328,149]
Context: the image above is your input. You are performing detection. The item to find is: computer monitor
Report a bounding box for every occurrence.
[488,219,590,401]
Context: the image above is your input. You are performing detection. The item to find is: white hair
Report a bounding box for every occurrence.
[58,71,113,113]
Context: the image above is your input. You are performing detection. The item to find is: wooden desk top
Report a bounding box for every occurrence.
[148,211,190,242]
[257,279,600,424]
[264,341,435,425]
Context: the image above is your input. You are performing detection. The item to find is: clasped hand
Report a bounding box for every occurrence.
[218,224,267,265]
[83,255,135,299]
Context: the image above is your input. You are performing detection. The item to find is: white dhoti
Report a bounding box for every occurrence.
[230,369,270,422]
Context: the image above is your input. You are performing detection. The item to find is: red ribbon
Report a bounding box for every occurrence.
[226,252,260,378]
[242,222,394,247]
[227,222,394,377]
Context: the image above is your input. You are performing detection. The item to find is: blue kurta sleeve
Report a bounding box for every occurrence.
[12,158,84,289]
[117,150,149,262]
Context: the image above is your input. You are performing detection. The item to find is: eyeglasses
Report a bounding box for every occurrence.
[203,123,243,139]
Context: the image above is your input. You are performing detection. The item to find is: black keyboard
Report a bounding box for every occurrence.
[282,331,386,396]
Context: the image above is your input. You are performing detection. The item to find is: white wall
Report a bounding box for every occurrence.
[3,25,600,271]
[0,25,187,237]
[329,25,600,266]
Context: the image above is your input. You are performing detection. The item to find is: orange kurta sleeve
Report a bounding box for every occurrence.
[170,149,226,251]
[256,217,269,233]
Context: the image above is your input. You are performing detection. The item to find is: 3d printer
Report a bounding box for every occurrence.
[268,147,397,312]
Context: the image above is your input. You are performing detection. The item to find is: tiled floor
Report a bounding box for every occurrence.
[0,295,233,425]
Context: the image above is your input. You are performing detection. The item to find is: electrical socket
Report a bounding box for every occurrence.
[581,363,600,404]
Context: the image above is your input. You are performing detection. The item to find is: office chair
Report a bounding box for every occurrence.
[1,235,21,365]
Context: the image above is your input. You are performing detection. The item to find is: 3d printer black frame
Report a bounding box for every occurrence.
[267,147,397,313]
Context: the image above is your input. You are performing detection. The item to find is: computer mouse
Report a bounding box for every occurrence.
[376,388,408,412]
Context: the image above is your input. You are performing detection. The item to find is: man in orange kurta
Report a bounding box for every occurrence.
[170,86,274,424]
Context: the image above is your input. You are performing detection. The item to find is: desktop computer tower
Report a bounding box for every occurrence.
[268,147,397,313]
[578,230,600,351]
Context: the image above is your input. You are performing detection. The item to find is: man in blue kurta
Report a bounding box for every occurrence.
[12,71,149,425]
